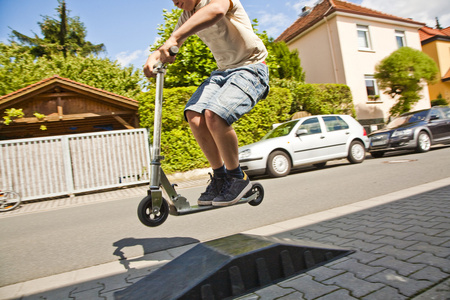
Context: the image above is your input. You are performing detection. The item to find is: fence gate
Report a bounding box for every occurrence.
[0,129,151,201]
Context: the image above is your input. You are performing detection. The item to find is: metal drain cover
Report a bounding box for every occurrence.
[114,234,353,300]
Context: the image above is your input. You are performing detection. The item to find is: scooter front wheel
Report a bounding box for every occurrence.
[137,195,169,227]
[248,183,264,206]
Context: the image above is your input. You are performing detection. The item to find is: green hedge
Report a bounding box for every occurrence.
[235,87,292,145]
[271,79,356,117]
[139,87,292,173]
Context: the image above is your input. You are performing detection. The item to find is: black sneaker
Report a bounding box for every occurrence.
[212,173,252,207]
[198,173,225,206]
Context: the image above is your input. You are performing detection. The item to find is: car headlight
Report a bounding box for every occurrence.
[239,149,251,159]
[392,129,413,137]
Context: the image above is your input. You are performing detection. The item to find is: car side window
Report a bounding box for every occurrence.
[323,116,349,132]
[442,107,450,119]
[430,108,444,120]
[408,111,428,123]
[298,117,322,135]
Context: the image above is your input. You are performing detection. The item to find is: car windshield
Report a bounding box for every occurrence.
[262,120,299,140]
[386,110,429,129]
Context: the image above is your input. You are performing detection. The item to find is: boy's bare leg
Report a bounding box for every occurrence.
[185,110,223,170]
[186,110,240,171]
[203,110,240,171]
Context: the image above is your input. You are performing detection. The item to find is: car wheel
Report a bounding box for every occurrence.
[347,140,365,164]
[416,131,431,153]
[267,150,291,177]
[370,151,385,158]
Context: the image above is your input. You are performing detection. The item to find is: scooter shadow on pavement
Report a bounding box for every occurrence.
[112,237,199,270]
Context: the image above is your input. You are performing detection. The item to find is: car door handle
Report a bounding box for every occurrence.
[346,132,350,135]
[320,136,325,139]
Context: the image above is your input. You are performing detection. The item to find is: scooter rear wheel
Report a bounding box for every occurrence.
[248,183,264,206]
[137,195,169,227]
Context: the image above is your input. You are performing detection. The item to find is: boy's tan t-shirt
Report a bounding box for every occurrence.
[174,0,268,70]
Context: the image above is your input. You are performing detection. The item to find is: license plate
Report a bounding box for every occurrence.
[371,140,387,146]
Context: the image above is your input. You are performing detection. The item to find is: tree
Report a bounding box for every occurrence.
[375,47,438,116]
[267,41,304,81]
[435,17,443,30]
[150,9,304,87]
[9,0,105,58]
[0,42,143,98]
[151,9,217,88]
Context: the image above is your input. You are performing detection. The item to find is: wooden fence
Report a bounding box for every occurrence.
[0,129,150,201]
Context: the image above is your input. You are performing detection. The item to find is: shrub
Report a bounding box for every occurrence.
[270,79,355,117]
[431,94,448,106]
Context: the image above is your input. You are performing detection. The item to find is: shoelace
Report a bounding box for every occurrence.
[218,177,232,195]
[202,173,217,195]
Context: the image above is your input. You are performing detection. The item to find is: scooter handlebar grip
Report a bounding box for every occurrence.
[169,46,179,56]
[152,46,179,72]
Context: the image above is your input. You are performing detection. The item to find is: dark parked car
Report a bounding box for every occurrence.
[368,106,450,158]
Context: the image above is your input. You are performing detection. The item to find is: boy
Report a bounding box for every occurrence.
[143,0,269,207]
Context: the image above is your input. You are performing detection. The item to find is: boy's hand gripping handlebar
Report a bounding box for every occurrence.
[152,46,179,73]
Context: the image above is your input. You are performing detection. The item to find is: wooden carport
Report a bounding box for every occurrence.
[0,75,140,140]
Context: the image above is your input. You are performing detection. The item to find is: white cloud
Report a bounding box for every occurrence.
[259,12,293,37]
[361,0,450,27]
[116,50,144,67]
[114,36,165,67]
[255,1,319,38]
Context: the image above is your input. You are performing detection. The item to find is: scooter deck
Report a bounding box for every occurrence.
[171,193,257,216]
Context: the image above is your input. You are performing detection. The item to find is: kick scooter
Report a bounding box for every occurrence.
[137,47,264,227]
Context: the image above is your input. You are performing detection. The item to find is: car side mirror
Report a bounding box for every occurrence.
[296,129,308,136]
[430,115,440,121]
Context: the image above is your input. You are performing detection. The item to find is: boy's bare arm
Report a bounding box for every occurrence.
[144,0,230,78]
[160,0,230,63]
[170,0,230,46]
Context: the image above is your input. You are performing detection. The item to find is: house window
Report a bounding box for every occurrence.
[365,75,380,101]
[357,25,372,50]
[395,30,406,48]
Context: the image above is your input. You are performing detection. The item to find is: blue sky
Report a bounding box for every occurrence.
[1,0,449,69]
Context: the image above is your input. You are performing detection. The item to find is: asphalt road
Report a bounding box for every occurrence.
[1,145,450,287]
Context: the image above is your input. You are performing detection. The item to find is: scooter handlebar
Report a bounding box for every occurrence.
[153,46,179,72]
[168,46,179,56]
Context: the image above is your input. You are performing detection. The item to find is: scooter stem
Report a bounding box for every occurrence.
[149,46,178,189]
[150,66,166,189]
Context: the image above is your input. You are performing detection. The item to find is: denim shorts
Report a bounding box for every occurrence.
[184,63,270,125]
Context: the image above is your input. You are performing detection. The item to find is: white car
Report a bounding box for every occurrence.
[239,115,370,177]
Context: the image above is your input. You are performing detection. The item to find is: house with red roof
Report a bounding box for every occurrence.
[276,0,430,125]
[0,75,139,140]
[419,26,450,103]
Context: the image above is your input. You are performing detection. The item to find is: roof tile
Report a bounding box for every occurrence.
[276,0,425,43]
[419,26,450,42]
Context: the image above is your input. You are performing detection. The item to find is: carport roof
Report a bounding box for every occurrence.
[0,75,138,110]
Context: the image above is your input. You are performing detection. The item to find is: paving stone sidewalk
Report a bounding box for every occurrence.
[0,179,449,300]
[240,183,450,300]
